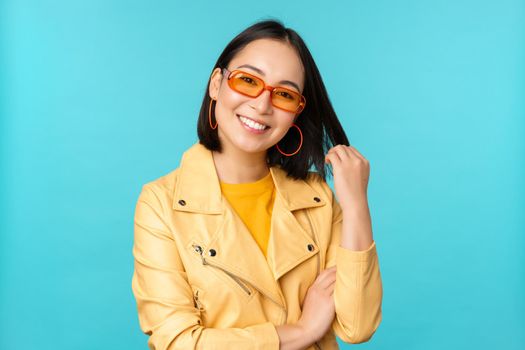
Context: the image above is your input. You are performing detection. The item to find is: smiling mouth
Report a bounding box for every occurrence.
[236,114,270,130]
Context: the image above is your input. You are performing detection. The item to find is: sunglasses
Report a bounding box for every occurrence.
[222,67,306,114]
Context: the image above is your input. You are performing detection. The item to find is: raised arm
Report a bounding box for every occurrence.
[323,181,383,344]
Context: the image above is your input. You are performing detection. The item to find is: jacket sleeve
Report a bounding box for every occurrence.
[131,184,280,350]
[323,182,383,344]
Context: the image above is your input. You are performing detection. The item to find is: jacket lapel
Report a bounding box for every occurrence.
[172,142,326,309]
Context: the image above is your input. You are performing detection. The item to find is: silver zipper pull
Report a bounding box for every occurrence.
[192,244,208,265]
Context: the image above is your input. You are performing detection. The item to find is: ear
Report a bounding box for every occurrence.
[208,67,223,100]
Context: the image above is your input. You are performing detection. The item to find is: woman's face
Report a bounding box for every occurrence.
[208,38,305,156]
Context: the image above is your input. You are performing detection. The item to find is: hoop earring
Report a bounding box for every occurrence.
[276,123,303,157]
[208,98,217,129]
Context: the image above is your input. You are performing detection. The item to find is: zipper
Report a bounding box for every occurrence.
[192,244,252,295]
[192,243,288,323]
[193,289,205,312]
[208,260,253,295]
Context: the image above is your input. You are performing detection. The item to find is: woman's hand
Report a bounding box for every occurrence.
[325,144,370,211]
[296,266,337,344]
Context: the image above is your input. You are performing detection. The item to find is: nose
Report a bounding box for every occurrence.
[249,88,273,115]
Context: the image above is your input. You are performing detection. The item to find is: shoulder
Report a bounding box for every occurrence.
[136,167,181,211]
[142,167,180,192]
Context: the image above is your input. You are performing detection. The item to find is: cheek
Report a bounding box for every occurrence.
[214,94,244,123]
[275,112,296,129]
[270,113,296,139]
[218,88,247,111]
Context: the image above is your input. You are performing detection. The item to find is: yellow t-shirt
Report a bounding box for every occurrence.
[219,171,276,257]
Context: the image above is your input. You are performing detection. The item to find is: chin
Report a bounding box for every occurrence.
[229,138,270,154]
[239,143,269,154]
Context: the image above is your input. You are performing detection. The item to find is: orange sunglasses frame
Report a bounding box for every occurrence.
[223,67,306,114]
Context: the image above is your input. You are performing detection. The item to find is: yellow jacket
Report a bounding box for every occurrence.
[132,141,383,349]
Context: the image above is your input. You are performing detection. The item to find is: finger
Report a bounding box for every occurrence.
[319,266,337,278]
[318,271,337,289]
[328,281,336,296]
[319,277,336,291]
[327,278,336,290]
[326,147,342,161]
[315,267,336,286]
[324,279,336,296]
[325,150,341,167]
[332,145,352,161]
[348,145,368,163]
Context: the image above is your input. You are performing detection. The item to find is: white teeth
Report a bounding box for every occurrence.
[238,115,268,130]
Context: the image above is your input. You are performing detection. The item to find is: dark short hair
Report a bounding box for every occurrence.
[197,18,350,183]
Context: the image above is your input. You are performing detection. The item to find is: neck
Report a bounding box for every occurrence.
[212,143,270,184]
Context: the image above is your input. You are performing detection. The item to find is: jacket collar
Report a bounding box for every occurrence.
[171,141,327,309]
[172,142,326,213]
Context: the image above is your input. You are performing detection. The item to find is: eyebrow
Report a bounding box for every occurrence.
[235,64,301,92]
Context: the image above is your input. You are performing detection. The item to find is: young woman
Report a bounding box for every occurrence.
[132,19,382,350]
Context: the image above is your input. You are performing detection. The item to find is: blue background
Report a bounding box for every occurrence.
[1,1,523,349]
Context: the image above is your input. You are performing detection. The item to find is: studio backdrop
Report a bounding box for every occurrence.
[0,1,523,349]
